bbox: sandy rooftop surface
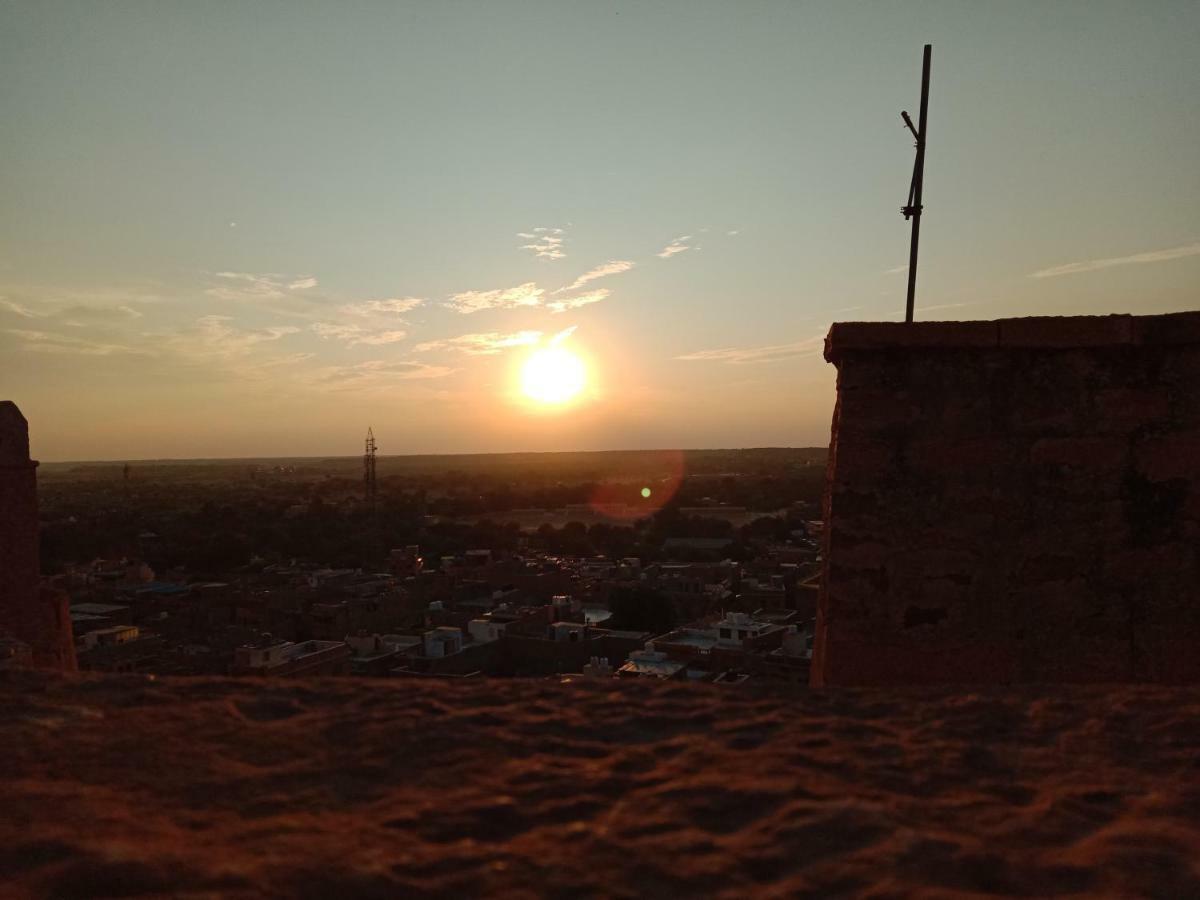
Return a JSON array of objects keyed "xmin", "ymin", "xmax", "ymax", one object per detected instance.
[{"xmin": 2, "ymin": 672, "xmax": 1199, "ymax": 898}]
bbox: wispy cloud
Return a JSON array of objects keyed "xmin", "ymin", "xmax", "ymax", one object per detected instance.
[
  {"xmin": 1031, "ymin": 242, "xmax": 1200, "ymax": 279},
  {"xmin": 341, "ymin": 297, "xmax": 425, "ymax": 316},
  {"xmin": 415, "ymin": 330, "xmax": 543, "ymax": 356},
  {"xmin": 518, "ymin": 227, "xmax": 566, "ymax": 260},
  {"xmin": 919, "ymin": 301, "xmax": 981, "ymax": 313},
  {"xmin": 446, "ymin": 282, "xmax": 544, "ymax": 314},
  {"xmin": 546, "ymin": 289, "xmax": 609, "ymax": 313},
  {"xmin": 310, "ymin": 322, "xmax": 408, "ymax": 346},
  {"xmin": 657, "ymin": 236, "xmax": 694, "ymax": 259},
  {"xmin": 727, "ymin": 229, "xmax": 741, "ymax": 237},
  {"xmin": 310, "ymin": 323, "xmax": 361, "ymax": 342},
  {"xmin": 206, "ymin": 271, "xmax": 320, "ymax": 301},
  {"xmin": 191, "ymin": 316, "xmax": 301, "ymax": 357},
  {"xmin": 555, "ymin": 260, "xmax": 634, "ymax": 294},
  {"xmin": 231, "ymin": 352, "xmax": 317, "ymax": 381},
  {"xmin": 207, "ymin": 272, "xmax": 287, "ymax": 301},
  {"xmin": 6, "ymin": 328, "xmax": 145, "ymax": 356},
  {"xmin": 885, "ymin": 264, "xmax": 909, "ymax": 275},
  {"xmin": 352, "ymin": 330, "xmax": 409, "ymax": 346},
  {"xmin": 549, "ymin": 325, "xmax": 577, "ymax": 345},
  {"xmin": 675, "ymin": 335, "xmax": 823, "ymax": 365},
  {"xmin": 58, "ymin": 304, "xmax": 144, "ymax": 325},
  {"xmin": 0, "ymin": 299, "xmax": 43, "ymax": 318},
  {"xmin": 318, "ymin": 359, "xmax": 456, "ymax": 391},
  {"xmin": 1, "ymin": 297, "xmax": 144, "ymax": 321}
]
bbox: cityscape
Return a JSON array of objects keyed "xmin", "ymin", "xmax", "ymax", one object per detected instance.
[{"xmin": 28, "ymin": 435, "xmax": 826, "ymax": 685}]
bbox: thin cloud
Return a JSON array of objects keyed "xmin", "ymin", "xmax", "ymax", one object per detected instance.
[
  {"xmin": 0, "ymin": 299, "xmax": 43, "ymax": 318},
  {"xmin": 446, "ymin": 282, "xmax": 544, "ymax": 314},
  {"xmin": 232, "ymin": 352, "xmax": 317, "ymax": 381},
  {"xmin": 310, "ymin": 322, "xmax": 407, "ymax": 347},
  {"xmin": 415, "ymin": 330, "xmax": 543, "ymax": 355},
  {"xmin": 518, "ymin": 227, "xmax": 566, "ymax": 261},
  {"xmin": 727, "ymin": 229, "xmax": 741, "ymax": 237},
  {"xmin": 885, "ymin": 264, "xmax": 909, "ymax": 275},
  {"xmin": 192, "ymin": 316, "xmax": 300, "ymax": 357},
  {"xmin": 208, "ymin": 272, "xmax": 286, "ymax": 301},
  {"xmin": 1, "ymin": 298, "xmax": 144, "ymax": 322},
  {"xmin": 352, "ymin": 330, "xmax": 408, "ymax": 346},
  {"xmin": 1031, "ymin": 242, "xmax": 1200, "ymax": 278},
  {"xmin": 675, "ymin": 335, "xmax": 823, "ymax": 365},
  {"xmin": 341, "ymin": 297, "xmax": 425, "ymax": 316},
  {"xmin": 546, "ymin": 289, "xmax": 609, "ymax": 313},
  {"xmin": 657, "ymin": 236, "xmax": 694, "ymax": 259},
  {"xmin": 318, "ymin": 359, "xmax": 456, "ymax": 391},
  {"xmin": 919, "ymin": 301, "xmax": 982, "ymax": 313},
  {"xmin": 555, "ymin": 260, "xmax": 634, "ymax": 294},
  {"xmin": 207, "ymin": 271, "xmax": 319, "ymax": 301},
  {"xmin": 549, "ymin": 325, "xmax": 577, "ymax": 346},
  {"xmin": 6, "ymin": 328, "xmax": 144, "ymax": 357},
  {"xmin": 58, "ymin": 304, "xmax": 144, "ymax": 323}
]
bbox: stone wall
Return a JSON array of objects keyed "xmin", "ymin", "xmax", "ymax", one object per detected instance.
[
  {"xmin": 0, "ymin": 401, "xmax": 76, "ymax": 670},
  {"xmin": 812, "ymin": 313, "xmax": 1200, "ymax": 685}
]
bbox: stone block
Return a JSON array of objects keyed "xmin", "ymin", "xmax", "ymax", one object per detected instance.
[
  {"xmin": 1030, "ymin": 437, "xmax": 1128, "ymax": 472},
  {"xmin": 1134, "ymin": 629, "xmax": 1200, "ymax": 682},
  {"xmin": 825, "ymin": 320, "xmax": 998, "ymax": 362},
  {"xmin": 817, "ymin": 637, "xmax": 1019, "ymax": 685},
  {"xmin": 1019, "ymin": 635, "xmax": 1132, "ymax": 683},
  {"xmin": 1133, "ymin": 311, "xmax": 1200, "ymax": 346},
  {"xmin": 998, "ymin": 315, "xmax": 1133, "ymax": 349},
  {"xmin": 1092, "ymin": 388, "xmax": 1171, "ymax": 432},
  {"xmin": 1133, "ymin": 431, "xmax": 1200, "ymax": 482}
]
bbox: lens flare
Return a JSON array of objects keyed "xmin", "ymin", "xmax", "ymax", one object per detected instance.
[
  {"xmin": 587, "ymin": 450, "xmax": 686, "ymax": 521},
  {"xmin": 520, "ymin": 346, "xmax": 586, "ymax": 405}
]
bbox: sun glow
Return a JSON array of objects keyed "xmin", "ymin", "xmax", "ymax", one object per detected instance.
[{"xmin": 520, "ymin": 346, "xmax": 587, "ymax": 405}]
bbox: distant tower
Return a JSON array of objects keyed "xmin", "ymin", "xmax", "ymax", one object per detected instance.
[
  {"xmin": 363, "ymin": 427, "xmax": 377, "ymax": 509},
  {"xmin": 0, "ymin": 401, "xmax": 76, "ymax": 670}
]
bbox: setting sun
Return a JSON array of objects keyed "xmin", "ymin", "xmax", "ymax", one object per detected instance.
[{"xmin": 520, "ymin": 346, "xmax": 587, "ymax": 405}]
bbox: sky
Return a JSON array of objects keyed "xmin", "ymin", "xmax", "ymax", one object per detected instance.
[{"xmin": 2, "ymin": 1, "xmax": 1198, "ymax": 462}]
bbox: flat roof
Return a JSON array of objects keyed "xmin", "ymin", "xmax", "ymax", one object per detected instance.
[{"xmin": 71, "ymin": 603, "xmax": 129, "ymax": 614}]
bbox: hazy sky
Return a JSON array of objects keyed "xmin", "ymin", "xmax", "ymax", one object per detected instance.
[{"xmin": 3, "ymin": 1, "xmax": 1198, "ymax": 461}]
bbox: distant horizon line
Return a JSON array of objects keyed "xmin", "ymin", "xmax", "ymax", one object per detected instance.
[{"xmin": 38, "ymin": 446, "xmax": 829, "ymax": 467}]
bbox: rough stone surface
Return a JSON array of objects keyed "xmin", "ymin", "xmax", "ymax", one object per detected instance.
[
  {"xmin": 814, "ymin": 313, "xmax": 1200, "ymax": 686},
  {"xmin": 3, "ymin": 672, "xmax": 1200, "ymax": 898},
  {"xmin": 0, "ymin": 402, "xmax": 75, "ymax": 671}
]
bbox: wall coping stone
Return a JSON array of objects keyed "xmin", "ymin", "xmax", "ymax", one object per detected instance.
[{"xmin": 825, "ymin": 311, "xmax": 1200, "ymax": 363}]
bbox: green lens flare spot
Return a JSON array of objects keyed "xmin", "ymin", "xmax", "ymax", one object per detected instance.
[{"xmin": 641, "ymin": 487, "xmax": 651, "ymax": 499}]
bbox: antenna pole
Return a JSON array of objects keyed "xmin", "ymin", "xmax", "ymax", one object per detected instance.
[
  {"xmin": 363, "ymin": 427, "xmax": 377, "ymax": 511},
  {"xmin": 902, "ymin": 44, "xmax": 931, "ymax": 323}
]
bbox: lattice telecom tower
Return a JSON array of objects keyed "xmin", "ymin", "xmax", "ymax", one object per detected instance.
[{"xmin": 363, "ymin": 427, "xmax": 377, "ymax": 508}]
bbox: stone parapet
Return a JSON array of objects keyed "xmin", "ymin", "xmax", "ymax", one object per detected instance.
[{"xmin": 813, "ymin": 311, "xmax": 1200, "ymax": 685}]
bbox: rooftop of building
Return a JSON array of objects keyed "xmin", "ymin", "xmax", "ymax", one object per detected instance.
[{"xmin": 2, "ymin": 671, "xmax": 1198, "ymax": 897}]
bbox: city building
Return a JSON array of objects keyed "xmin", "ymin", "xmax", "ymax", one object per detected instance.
[{"xmin": 231, "ymin": 636, "xmax": 351, "ymax": 676}]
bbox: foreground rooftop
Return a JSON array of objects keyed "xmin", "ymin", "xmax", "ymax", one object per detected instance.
[{"xmin": 3, "ymin": 672, "xmax": 1199, "ymax": 897}]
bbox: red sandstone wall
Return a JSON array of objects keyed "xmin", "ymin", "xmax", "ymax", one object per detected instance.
[{"xmin": 812, "ymin": 313, "xmax": 1200, "ymax": 685}]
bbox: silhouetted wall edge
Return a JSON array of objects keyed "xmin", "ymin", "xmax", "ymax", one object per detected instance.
[{"xmin": 0, "ymin": 400, "xmax": 77, "ymax": 671}]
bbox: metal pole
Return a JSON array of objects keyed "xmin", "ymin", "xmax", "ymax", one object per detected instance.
[{"xmin": 904, "ymin": 44, "xmax": 931, "ymax": 323}]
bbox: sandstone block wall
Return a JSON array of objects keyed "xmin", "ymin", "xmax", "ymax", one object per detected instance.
[{"xmin": 811, "ymin": 312, "xmax": 1200, "ymax": 685}]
